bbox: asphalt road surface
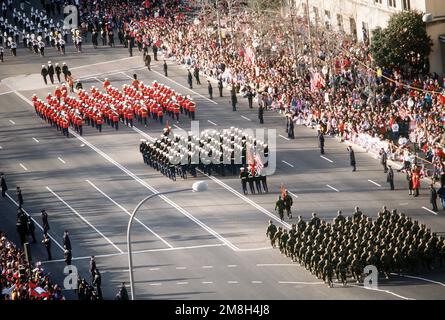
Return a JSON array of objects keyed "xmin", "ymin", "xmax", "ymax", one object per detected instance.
[{"xmin": 1, "ymin": 2, "xmax": 445, "ymax": 300}]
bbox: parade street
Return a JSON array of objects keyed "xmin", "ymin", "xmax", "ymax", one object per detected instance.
[{"xmin": 1, "ymin": 40, "xmax": 445, "ymax": 300}]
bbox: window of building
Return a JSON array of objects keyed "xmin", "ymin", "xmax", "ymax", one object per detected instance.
[
  {"xmin": 349, "ymin": 17, "xmax": 357, "ymax": 41},
  {"xmin": 337, "ymin": 14, "xmax": 344, "ymax": 32},
  {"xmin": 324, "ymin": 10, "xmax": 331, "ymax": 29},
  {"xmin": 362, "ymin": 22, "xmax": 369, "ymax": 45},
  {"xmin": 402, "ymin": 0, "xmax": 411, "ymax": 10},
  {"xmin": 388, "ymin": 0, "xmax": 396, "ymax": 8},
  {"xmin": 374, "ymin": 0, "xmax": 382, "ymax": 4},
  {"xmin": 313, "ymin": 6, "xmax": 319, "ymax": 25}
]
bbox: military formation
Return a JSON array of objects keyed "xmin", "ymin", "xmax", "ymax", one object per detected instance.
[
  {"xmin": 0, "ymin": 6, "xmax": 68, "ymax": 59},
  {"xmin": 266, "ymin": 206, "xmax": 445, "ymax": 287},
  {"xmin": 140, "ymin": 126, "xmax": 269, "ymax": 182}
]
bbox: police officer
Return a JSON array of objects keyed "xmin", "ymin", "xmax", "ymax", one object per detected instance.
[
  {"xmin": 193, "ymin": 65, "xmax": 201, "ymax": 85},
  {"xmin": 387, "ymin": 165, "xmax": 394, "ymax": 190},
  {"xmin": 208, "ymin": 80, "xmax": 213, "ymax": 99},
  {"xmin": 247, "ymin": 169, "xmax": 255, "ymax": 194},
  {"xmin": 41, "ymin": 209, "xmax": 50, "ymax": 233},
  {"xmin": 1, "ymin": 172, "xmax": 8, "ymax": 197},
  {"xmin": 347, "ymin": 146, "xmax": 356, "ymax": 171},
  {"xmin": 27, "ymin": 215, "xmax": 36, "ymax": 243},
  {"xmin": 318, "ymin": 132, "xmax": 325, "ymax": 154},
  {"xmin": 246, "ymin": 87, "xmax": 254, "ymax": 109},
  {"xmin": 42, "ymin": 233, "xmax": 52, "ymax": 260},
  {"xmin": 145, "ymin": 53, "xmax": 151, "ymax": 71},
  {"xmin": 16, "ymin": 186, "xmax": 24, "ymax": 208},
  {"xmin": 430, "ymin": 184, "xmax": 438, "ymax": 212},
  {"xmin": 258, "ymin": 103, "xmax": 264, "ymax": 124},
  {"xmin": 55, "ymin": 63, "xmax": 62, "ymax": 83},
  {"xmin": 187, "ymin": 69, "xmax": 193, "ymax": 89},
  {"xmin": 218, "ymin": 78, "xmax": 223, "ymax": 97},
  {"xmin": 379, "ymin": 148, "xmax": 388, "ymax": 173},
  {"xmin": 230, "ymin": 88, "xmax": 237, "ymax": 111},
  {"xmin": 163, "ymin": 60, "xmax": 168, "ymax": 77}
]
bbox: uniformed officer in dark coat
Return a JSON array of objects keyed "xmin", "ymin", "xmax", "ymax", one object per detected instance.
[
  {"xmin": 208, "ymin": 80, "xmax": 213, "ymax": 99},
  {"xmin": 430, "ymin": 184, "xmax": 438, "ymax": 212},
  {"xmin": 247, "ymin": 169, "xmax": 255, "ymax": 194},
  {"xmin": 193, "ymin": 66, "xmax": 201, "ymax": 85},
  {"xmin": 93, "ymin": 269, "xmax": 103, "ymax": 299},
  {"xmin": 55, "ymin": 63, "xmax": 62, "ymax": 83},
  {"xmin": 16, "ymin": 209, "xmax": 28, "ymax": 246},
  {"xmin": 239, "ymin": 167, "xmax": 248, "ymax": 194},
  {"xmin": 16, "ymin": 186, "xmax": 24, "ymax": 208},
  {"xmin": 387, "ymin": 165, "xmax": 394, "ymax": 190},
  {"xmin": 318, "ymin": 132, "xmax": 325, "ymax": 154},
  {"xmin": 258, "ymin": 104, "xmax": 264, "ymax": 124},
  {"xmin": 347, "ymin": 146, "xmax": 356, "ymax": 171},
  {"xmin": 1, "ymin": 172, "xmax": 7, "ymax": 197},
  {"xmin": 63, "ymin": 230, "xmax": 72, "ymax": 251},
  {"xmin": 41, "ymin": 64, "xmax": 48, "ymax": 85},
  {"xmin": 64, "ymin": 249, "xmax": 72, "ymax": 265},
  {"xmin": 47, "ymin": 61, "xmax": 55, "ymax": 84},
  {"xmin": 27, "ymin": 215, "xmax": 36, "ymax": 243},
  {"xmin": 187, "ymin": 70, "xmax": 193, "ymax": 89},
  {"xmin": 379, "ymin": 148, "xmax": 388, "ymax": 173},
  {"xmin": 152, "ymin": 44, "xmax": 158, "ymax": 61},
  {"xmin": 275, "ymin": 197, "xmax": 285, "ymax": 221},
  {"xmin": 266, "ymin": 220, "xmax": 277, "ymax": 247},
  {"xmin": 41, "ymin": 209, "xmax": 50, "ymax": 233},
  {"xmin": 42, "ymin": 233, "xmax": 52, "ymax": 260},
  {"xmin": 218, "ymin": 78, "xmax": 223, "ymax": 97},
  {"xmin": 284, "ymin": 191, "xmax": 293, "ymax": 218},
  {"xmin": 163, "ymin": 60, "xmax": 168, "ymax": 76},
  {"xmin": 246, "ymin": 87, "xmax": 254, "ymax": 108},
  {"xmin": 62, "ymin": 62, "xmax": 69, "ymax": 81},
  {"xmin": 230, "ymin": 88, "xmax": 237, "ymax": 111}
]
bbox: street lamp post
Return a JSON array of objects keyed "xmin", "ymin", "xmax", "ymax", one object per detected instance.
[{"xmin": 127, "ymin": 181, "xmax": 209, "ymax": 300}]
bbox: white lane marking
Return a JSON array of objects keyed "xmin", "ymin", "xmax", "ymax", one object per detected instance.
[
  {"xmin": 9, "ymin": 119, "xmax": 16, "ymax": 125},
  {"xmin": 5, "ymin": 193, "xmax": 65, "ymax": 252},
  {"xmin": 19, "ymin": 163, "xmax": 28, "ymax": 171},
  {"xmin": 0, "ymin": 90, "xmax": 14, "ymax": 96},
  {"xmin": 422, "ymin": 206, "xmax": 438, "ymax": 215},
  {"xmin": 279, "ymin": 134, "xmax": 290, "ymax": 141},
  {"xmin": 326, "ymin": 184, "xmax": 340, "ymax": 192},
  {"xmin": 202, "ymin": 266, "xmax": 213, "ymax": 269},
  {"xmin": 227, "ymin": 265, "xmax": 237, "ymax": 268},
  {"xmin": 70, "ymin": 56, "xmax": 137, "ymax": 70},
  {"xmin": 149, "ymin": 283, "xmax": 162, "ymax": 286},
  {"xmin": 120, "ymin": 72, "xmax": 134, "ymax": 80},
  {"xmin": 0, "ymin": 146, "xmax": 2, "ymax": 149},
  {"xmin": 288, "ymin": 191, "xmax": 298, "ymax": 199},
  {"xmin": 252, "ymin": 281, "xmax": 263, "ymax": 284},
  {"xmin": 399, "ymin": 202, "xmax": 408, "ymax": 206},
  {"xmin": 392, "ymin": 274, "xmax": 445, "ymax": 287},
  {"xmin": 149, "ymin": 268, "xmax": 160, "ymax": 271},
  {"xmin": 46, "ymin": 186, "xmax": 124, "ymax": 254},
  {"xmin": 207, "ymin": 120, "xmax": 217, "ymax": 126},
  {"xmin": 150, "ymin": 69, "xmax": 218, "ymax": 105},
  {"xmin": 86, "ymin": 179, "xmax": 174, "ymax": 249},
  {"xmin": 281, "ymin": 160, "xmax": 294, "ymax": 168},
  {"xmin": 58, "ymin": 157, "xmax": 66, "ymax": 164},
  {"xmin": 320, "ymin": 155, "xmax": 333, "ymax": 163},
  {"xmin": 349, "ymin": 284, "xmax": 414, "ymax": 300},
  {"xmin": 236, "ymin": 247, "xmax": 271, "ymax": 252},
  {"xmin": 32, "ymin": 137, "xmax": 40, "ymax": 143},
  {"xmin": 368, "ymin": 179, "xmax": 382, "ymax": 187},
  {"xmin": 199, "ymin": 170, "xmax": 291, "ymax": 230},
  {"xmin": 94, "ymin": 77, "xmax": 103, "ymax": 84},
  {"xmin": 228, "ymin": 281, "xmax": 239, "ymax": 284},
  {"xmin": 173, "ymin": 124, "xmax": 182, "ymax": 130},
  {"xmin": 202, "ymin": 281, "xmax": 213, "ymax": 284},
  {"xmin": 176, "ymin": 267, "xmax": 187, "ymax": 270},
  {"xmin": 176, "ymin": 282, "xmax": 189, "ymax": 285},
  {"xmin": 257, "ymin": 264, "xmax": 296, "ymax": 267},
  {"xmin": 241, "ymin": 115, "xmax": 251, "ymax": 121},
  {"xmin": 41, "ymin": 243, "xmax": 226, "ymax": 264},
  {"xmin": 278, "ymin": 281, "xmax": 324, "ymax": 285}
]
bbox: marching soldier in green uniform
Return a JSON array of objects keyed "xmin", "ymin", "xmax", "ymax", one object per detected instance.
[
  {"xmin": 266, "ymin": 220, "xmax": 277, "ymax": 248},
  {"xmin": 284, "ymin": 191, "xmax": 293, "ymax": 219},
  {"xmin": 272, "ymin": 227, "xmax": 283, "ymax": 249},
  {"xmin": 275, "ymin": 197, "xmax": 285, "ymax": 221},
  {"xmin": 280, "ymin": 229, "xmax": 289, "ymax": 255},
  {"xmin": 322, "ymin": 259, "xmax": 334, "ymax": 288}
]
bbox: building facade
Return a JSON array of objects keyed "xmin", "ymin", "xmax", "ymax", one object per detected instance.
[{"xmin": 282, "ymin": 0, "xmax": 445, "ymax": 75}]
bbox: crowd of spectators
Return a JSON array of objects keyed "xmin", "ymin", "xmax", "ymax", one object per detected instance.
[{"xmin": 0, "ymin": 231, "xmax": 64, "ymax": 300}]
